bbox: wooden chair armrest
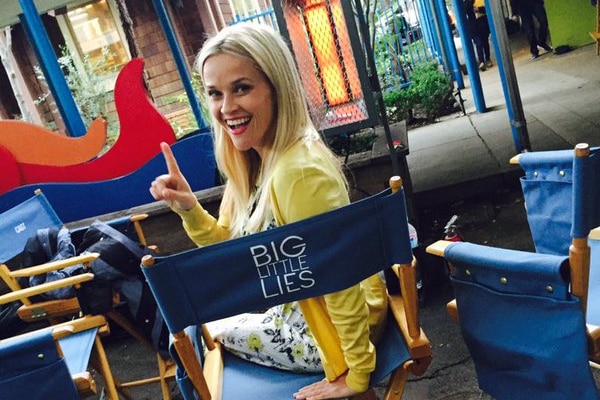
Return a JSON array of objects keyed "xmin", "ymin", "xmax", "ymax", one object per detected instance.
[
  {"xmin": 10, "ymin": 253, "xmax": 99, "ymax": 278},
  {"xmin": 18, "ymin": 296, "xmax": 81, "ymax": 321},
  {"xmin": 425, "ymin": 240, "xmax": 453, "ymax": 257},
  {"xmin": 0, "ymin": 273, "xmax": 94, "ymax": 305}
]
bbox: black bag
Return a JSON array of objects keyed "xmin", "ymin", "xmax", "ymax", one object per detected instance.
[
  {"xmin": 77, "ymin": 221, "xmax": 150, "ymax": 276},
  {"xmin": 77, "ymin": 221, "xmax": 169, "ymax": 354}
]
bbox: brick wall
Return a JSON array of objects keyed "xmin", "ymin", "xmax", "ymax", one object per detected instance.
[{"xmin": 124, "ymin": 0, "xmax": 208, "ymax": 123}]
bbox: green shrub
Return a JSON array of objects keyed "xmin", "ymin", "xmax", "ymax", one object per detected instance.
[
  {"xmin": 383, "ymin": 61, "xmax": 453, "ymax": 124},
  {"xmin": 383, "ymin": 87, "xmax": 414, "ymax": 124},
  {"xmin": 410, "ymin": 61, "xmax": 452, "ymax": 122}
]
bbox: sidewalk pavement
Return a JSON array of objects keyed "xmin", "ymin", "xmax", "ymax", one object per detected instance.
[{"xmin": 407, "ymin": 33, "xmax": 600, "ymax": 207}]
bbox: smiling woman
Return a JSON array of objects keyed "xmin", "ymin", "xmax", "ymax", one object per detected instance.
[{"xmin": 149, "ymin": 22, "xmax": 388, "ymax": 400}]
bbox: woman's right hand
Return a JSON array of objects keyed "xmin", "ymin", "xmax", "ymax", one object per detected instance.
[{"xmin": 149, "ymin": 142, "xmax": 198, "ymax": 213}]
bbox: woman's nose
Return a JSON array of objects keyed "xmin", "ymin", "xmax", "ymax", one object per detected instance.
[{"xmin": 220, "ymin": 94, "xmax": 238, "ymax": 114}]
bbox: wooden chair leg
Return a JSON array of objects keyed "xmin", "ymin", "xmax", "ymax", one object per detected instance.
[
  {"xmin": 382, "ymin": 367, "xmax": 409, "ymax": 400},
  {"xmin": 157, "ymin": 353, "xmax": 173, "ymax": 400},
  {"xmin": 92, "ymin": 335, "xmax": 122, "ymax": 400}
]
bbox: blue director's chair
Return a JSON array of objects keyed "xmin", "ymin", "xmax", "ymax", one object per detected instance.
[
  {"xmin": 141, "ymin": 176, "xmax": 432, "ymax": 400},
  {"xmin": 513, "ymin": 143, "xmax": 600, "ymax": 357},
  {"xmin": 425, "ymin": 143, "xmax": 600, "ymax": 399}
]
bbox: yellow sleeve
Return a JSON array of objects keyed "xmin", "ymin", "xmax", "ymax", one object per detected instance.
[
  {"xmin": 178, "ymin": 203, "xmax": 231, "ymax": 246},
  {"xmin": 270, "ymin": 144, "xmax": 374, "ymax": 392},
  {"xmin": 324, "ymin": 286, "xmax": 375, "ymax": 393}
]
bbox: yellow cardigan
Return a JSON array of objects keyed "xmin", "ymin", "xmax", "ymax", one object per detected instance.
[{"xmin": 177, "ymin": 140, "xmax": 387, "ymax": 392}]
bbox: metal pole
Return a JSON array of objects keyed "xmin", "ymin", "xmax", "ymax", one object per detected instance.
[
  {"xmin": 451, "ymin": 0, "xmax": 486, "ymax": 112},
  {"xmin": 19, "ymin": 0, "xmax": 86, "ymax": 137},
  {"xmin": 434, "ymin": 0, "xmax": 464, "ymax": 88},
  {"xmin": 485, "ymin": 0, "xmax": 531, "ymax": 152},
  {"xmin": 152, "ymin": 0, "xmax": 208, "ymax": 131},
  {"xmin": 426, "ymin": 0, "xmax": 450, "ymax": 71}
]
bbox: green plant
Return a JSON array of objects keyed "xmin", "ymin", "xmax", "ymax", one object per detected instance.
[
  {"xmin": 383, "ymin": 87, "xmax": 414, "ymax": 124},
  {"xmin": 409, "ymin": 61, "xmax": 452, "ymax": 122},
  {"xmin": 327, "ymin": 131, "xmax": 376, "ymax": 159},
  {"xmin": 162, "ymin": 71, "xmax": 210, "ymax": 138},
  {"xmin": 34, "ymin": 46, "xmax": 119, "ymax": 141}
]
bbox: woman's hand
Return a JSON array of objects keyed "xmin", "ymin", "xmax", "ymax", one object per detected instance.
[
  {"xmin": 149, "ymin": 142, "xmax": 198, "ymax": 213},
  {"xmin": 293, "ymin": 373, "xmax": 359, "ymax": 400}
]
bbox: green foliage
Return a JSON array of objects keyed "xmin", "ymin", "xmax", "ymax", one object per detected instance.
[
  {"xmin": 327, "ymin": 131, "xmax": 377, "ymax": 159},
  {"xmin": 409, "ymin": 61, "xmax": 452, "ymax": 122},
  {"xmin": 162, "ymin": 71, "xmax": 210, "ymax": 138},
  {"xmin": 383, "ymin": 87, "xmax": 414, "ymax": 124},
  {"xmin": 383, "ymin": 61, "xmax": 453, "ymax": 124},
  {"xmin": 34, "ymin": 46, "xmax": 119, "ymax": 140}
]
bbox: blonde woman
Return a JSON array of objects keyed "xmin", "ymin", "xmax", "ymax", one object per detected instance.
[{"xmin": 150, "ymin": 23, "xmax": 386, "ymax": 400}]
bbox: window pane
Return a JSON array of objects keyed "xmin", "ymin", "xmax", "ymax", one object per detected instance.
[{"xmin": 67, "ymin": 0, "xmax": 128, "ymax": 76}]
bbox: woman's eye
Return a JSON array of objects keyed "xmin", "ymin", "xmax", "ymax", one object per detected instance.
[
  {"xmin": 207, "ymin": 89, "xmax": 221, "ymax": 98},
  {"xmin": 234, "ymin": 83, "xmax": 251, "ymax": 94}
]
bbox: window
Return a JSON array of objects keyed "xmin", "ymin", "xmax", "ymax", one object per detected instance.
[{"xmin": 57, "ymin": 0, "xmax": 130, "ymax": 89}]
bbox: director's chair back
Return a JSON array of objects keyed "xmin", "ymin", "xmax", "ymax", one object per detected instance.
[
  {"xmin": 0, "ymin": 189, "xmax": 62, "ymax": 271},
  {"xmin": 514, "ymin": 143, "xmax": 600, "ymax": 329},
  {"xmin": 141, "ymin": 176, "xmax": 432, "ymax": 400},
  {"xmin": 426, "ymin": 241, "xmax": 599, "ymax": 400}
]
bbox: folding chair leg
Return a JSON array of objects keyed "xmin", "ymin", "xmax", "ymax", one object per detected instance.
[
  {"xmin": 382, "ymin": 367, "xmax": 409, "ymax": 400},
  {"xmin": 92, "ymin": 335, "xmax": 121, "ymax": 400},
  {"xmin": 157, "ymin": 353, "xmax": 173, "ymax": 400}
]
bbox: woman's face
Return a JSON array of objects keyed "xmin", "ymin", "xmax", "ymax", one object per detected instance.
[{"xmin": 203, "ymin": 53, "xmax": 276, "ymax": 159}]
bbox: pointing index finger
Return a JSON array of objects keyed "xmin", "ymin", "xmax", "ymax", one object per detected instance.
[{"xmin": 160, "ymin": 142, "xmax": 181, "ymax": 175}]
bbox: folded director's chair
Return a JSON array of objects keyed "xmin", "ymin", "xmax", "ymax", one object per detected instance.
[
  {"xmin": 141, "ymin": 176, "xmax": 432, "ymax": 400},
  {"xmin": 513, "ymin": 143, "xmax": 600, "ymax": 358},
  {"xmin": 0, "ymin": 190, "xmax": 176, "ymax": 399}
]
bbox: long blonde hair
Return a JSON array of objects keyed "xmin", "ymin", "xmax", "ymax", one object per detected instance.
[{"xmin": 195, "ymin": 23, "xmax": 346, "ymax": 237}]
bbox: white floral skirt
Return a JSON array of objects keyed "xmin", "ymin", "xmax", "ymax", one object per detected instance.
[{"xmin": 206, "ymin": 302, "xmax": 322, "ymax": 372}]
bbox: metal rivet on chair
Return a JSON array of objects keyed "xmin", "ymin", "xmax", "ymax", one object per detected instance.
[
  {"xmin": 500, "ymin": 277, "xmax": 507, "ymax": 284},
  {"xmin": 546, "ymin": 285, "xmax": 554, "ymax": 293},
  {"xmin": 533, "ymin": 171, "xmax": 538, "ymax": 177},
  {"xmin": 559, "ymin": 170, "xmax": 566, "ymax": 177},
  {"xmin": 37, "ymin": 353, "xmax": 45, "ymax": 359},
  {"xmin": 465, "ymin": 269, "xmax": 471, "ymax": 276}
]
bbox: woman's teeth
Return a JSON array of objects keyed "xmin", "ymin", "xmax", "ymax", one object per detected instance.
[{"xmin": 227, "ymin": 117, "xmax": 250, "ymax": 129}]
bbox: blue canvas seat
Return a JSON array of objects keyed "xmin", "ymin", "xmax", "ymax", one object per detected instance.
[{"xmin": 141, "ymin": 176, "xmax": 432, "ymax": 400}]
